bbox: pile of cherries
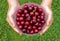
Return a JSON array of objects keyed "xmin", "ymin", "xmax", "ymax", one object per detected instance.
[{"xmin": 16, "ymin": 4, "xmax": 45, "ymax": 34}]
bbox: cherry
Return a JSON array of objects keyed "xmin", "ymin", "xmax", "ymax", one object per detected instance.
[
  {"xmin": 22, "ymin": 29, "xmax": 26, "ymax": 33},
  {"xmin": 34, "ymin": 6, "xmax": 38, "ymax": 10},
  {"xmin": 29, "ymin": 7, "xmax": 33, "ymax": 11},
  {"xmin": 18, "ymin": 9, "xmax": 22, "ymax": 13},
  {"xmin": 30, "ymin": 4, "xmax": 34, "ymax": 8},
  {"xmin": 19, "ymin": 17, "xmax": 23, "ymax": 21},
  {"xmin": 23, "ymin": 5, "xmax": 28, "ymax": 9},
  {"xmin": 19, "ymin": 25, "xmax": 22, "ymax": 29},
  {"xmin": 16, "ymin": 17, "xmax": 20, "ymax": 21},
  {"xmin": 16, "ymin": 13, "xmax": 20, "ymax": 17},
  {"xmin": 38, "ymin": 27, "xmax": 42, "ymax": 31},
  {"xmin": 41, "ymin": 15, "xmax": 44, "ymax": 19},
  {"xmin": 21, "ymin": 21, "xmax": 25, "ymax": 25},
  {"xmin": 16, "ymin": 22, "xmax": 20, "ymax": 26},
  {"xmin": 30, "ymin": 12, "xmax": 34, "ymax": 16},
  {"xmin": 30, "ymin": 30, "xmax": 34, "ymax": 34},
  {"xmin": 38, "ymin": 8, "xmax": 43, "ymax": 13},
  {"xmin": 35, "ymin": 12, "xmax": 39, "ymax": 16},
  {"xmin": 33, "ymin": 26, "xmax": 36, "ymax": 29},
  {"xmin": 34, "ymin": 29, "xmax": 38, "ymax": 33},
  {"xmin": 24, "ymin": 10, "xmax": 28, "ymax": 14},
  {"xmin": 25, "ymin": 21, "xmax": 29, "ymax": 25},
  {"xmin": 28, "ymin": 26, "xmax": 32, "ymax": 30}
]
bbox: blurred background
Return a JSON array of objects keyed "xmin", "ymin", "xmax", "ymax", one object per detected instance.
[{"xmin": 0, "ymin": 0, "xmax": 60, "ymax": 41}]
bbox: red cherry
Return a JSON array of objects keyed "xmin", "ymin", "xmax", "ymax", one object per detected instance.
[
  {"xmin": 38, "ymin": 8, "xmax": 43, "ymax": 13},
  {"xmin": 16, "ymin": 17, "xmax": 20, "ymax": 21},
  {"xmin": 34, "ymin": 29, "xmax": 38, "ymax": 33},
  {"xmin": 30, "ymin": 12, "xmax": 34, "ymax": 16},
  {"xmin": 25, "ymin": 14, "xmax": 29, "ymax": 17},
  {"xmin": 39, "ymin": 23, "xmax": 42, "ymax": 26},
  {"xmin": 32, "ymin": 19, "xmax": 36, "ymax": 23},
  {"xmin": 24, "ymin": 25, "xmax": 27, "ymax": 28},
  {"xmin": 35, "ymin": 12, "xmax": 39, "ymax": 16},
  {"xmin": 21, "ymin": 21, "xmax": 25, "ymax": 25},
  {"xmin": 30, "ymin": 4, "xmax": 34, "ymax": 8},
  {"xmin": 16, "ymin": 22, "xmax": 20, "ymax": 26},
  {"xmin": 27, "ymin": 30, "xmax": 30, "ymax": 34},
  {"xmin": 19, "ymin": 17, "xmax": 23, "ymax": 21},
  {"xmin": 38, "ymin": 27, "xmax": 42, "ymax": 30},
  {"xmin": 18, "ymin": 9, "xmax": 22, "ymax": 13},
  {"xmin": 25, "ymin": 21, "xmax": 29, "ymax": 25},
  {"xmin": 41, "ymin": 13, "xmax": 45, "ymax": 16},
  {"xmin": 22, "ymin": 29, "xmax": 26, "ymax": 33},
  {"xmin": 34, "ymin": 6, "xmax": 38, "ymax": 10},
  {"xmin": 37, "ymin": 18, "xmax": 40, "ymax": 22},
  {"xmin": 32, "ymin": 16, "xmax": 36, "ymax": 20},
  {"xmin": 29, "ymin": 7, "xmax": 33, "ymax": 11},
  {"xmin": 21, "ymin": 14, "xmax": 24, "ymax": 17},
  {"xmin": 38, "ymin": 16, "xmax": 40, "ymax": 19},
  {"xmin": 35, "ymin": 22, "xmax": 39, "ymax": 26},
  {"xmin": 30, "ymin": 30, "xmax": 34, "ymax": 34},
  {"xmin": 33, "ymin": 26, "xmax": 36, "ymax": 29},
  {"xmin": 24, "ymin": 10, "xmax": 28, "ymax": 14},
  {"xmin": 26, "ymin": 17, "xmax": 31, "ymax": 21},
  {"xmin": 19, "ymin": 25, "xmax": 22, "ymax": 29},
  {"xmin": 23, "ymin": 5, "xmax": 28, "ymax": 9},
  {"xmin": 41, "ymin": 20, "xmax": 45, "ymax": 24},
  {"xmin": 16, "ymin": 13, "xmax": 20, "ymax": 17},
  {"xmin": 41, "ymin": 16, "xmax": 44, "ymax": 19},
  {"xmin": 28, "ymin": 26, "xmax": 32, "ymax": 30}
]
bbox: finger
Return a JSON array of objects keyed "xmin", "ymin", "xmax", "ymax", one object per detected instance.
[
  {"xmin": 41, "ymin": 0, "xmax": 52, "ymax": 7},
  {"xmin": 6, "ymin": 17, "xmax": 23, "ymax": 35},
  {"xmin": 7, "ymin": 0, "xmax": 20, "ymax": 8}
]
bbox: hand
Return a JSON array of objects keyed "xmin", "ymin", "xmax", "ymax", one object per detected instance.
[
  {"xmin": 6, "ymin": 0, "xmax": 23, "ymax": 35},
  {"xmin": 6, "ymin": 0, "xmax": 53, "ymax": 35},
  {"xmin": 39, "ymin": 0, "xmax": 53, "ymax": 35}
]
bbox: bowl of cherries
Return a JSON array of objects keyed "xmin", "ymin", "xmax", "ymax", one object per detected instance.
[{"xmin": 16, "ymin": 3, "xmax": 46, "ymax": 35}]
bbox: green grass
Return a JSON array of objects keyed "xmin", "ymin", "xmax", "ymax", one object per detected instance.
[{"xmin": 0, "ymin": 0, "xmax": 60, "ymax": 41}]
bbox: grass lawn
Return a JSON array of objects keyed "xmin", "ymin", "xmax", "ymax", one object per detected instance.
[{"xmin": 0, "ymin": 0, "xmax": 60, "ymax": 41}]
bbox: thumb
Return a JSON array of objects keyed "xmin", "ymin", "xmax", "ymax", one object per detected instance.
[{"xmin": 41, "ymin": 0, "xmax": 52, "ymax": 7}]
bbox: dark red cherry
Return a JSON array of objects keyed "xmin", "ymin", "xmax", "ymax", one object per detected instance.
[
  {"xmin": 33, "ymin": 26, "xmax": 36, "ymax": 29},
  {"xmin": 22, "ymin": 29, "xmax": 26, "ymax": 33},
  {"xmin": 38, "ymin": 8, "xmax": 43, "ymax": 13},
  {"xmin": 34, "ymin": 29, "xmax": 38, "ymax": 33},
  {"xmin": 30, "ymin": 30, "xmax": 34, "ymax": 34},
  {"xmin": 16, "ymin": 17, "xmax": 20, "ymax": 21},
  {"xmin": 23, "ymin": 5, "xmax": 28, "ymax": 9},
  {"xmin": 40, "ymin": 15, "xmax": 44, "ymax": 19},
  {"xmin": 21, "ymin": 21, "xmax": 25, "ymax": 25},
  {"xmin": 24, "ymin": 10, "xmax": 28, "ymax": 14},
  {"xmin": 19, "ymin": 25, "xmax": 22, "ymax": 29},
  {"xmin": 35, "ymin": 12, "xmax": 39, "ymax": 16},
  {"xmin": 34, "ymin": 6, "xmax": 38, "ymax": 10},
  {"xmin": 25, "ymin": 21, "xmax": 29, "ymax": 25},
  {"xmin": 16, "ymin": 22, "xmax": 20, "ymax": 26},
  {"xmin": 16, "ymin": 13, "xmax": 20, "ymax": 17},
  {"xmin": 19, "ymin": 17, "xmax": 23, "ymax": 21},
  {"xmin": 38, "ymin": 27, "xmax": 42, "ymax": 31},
  {"xmin": 28, "ymin": 26, "xmax": 32, "ymax": 30},
  {"xmin": 29, "ymin": 7, "xmax": 33, "ymax": 11},
  {"xmin": 30, "ymin": 4, "xmax": 34, "ymax": 8},
  {"xmin": 18, "ymin": 9, "xmax": 22, "ymax": 13}
]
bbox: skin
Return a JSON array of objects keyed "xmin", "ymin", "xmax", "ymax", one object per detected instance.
[{"xmin": 6, "ymin": 0, "xmax": 53, "ymax": 35}]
